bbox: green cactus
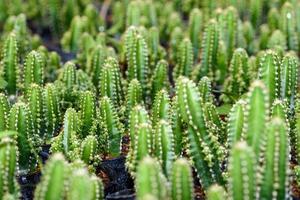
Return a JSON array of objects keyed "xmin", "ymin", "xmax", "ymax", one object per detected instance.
[
  {"xmin": 152, "ymin": 120, "xmax": 174, "ymax": 176},
  {"xmin": 175, "ymin": 76, "xmax": 224, "ymax": 188},
  {"xmin": 1, "ymin": 33, "xmax": 19, "ymax": 95},
  {"xmin": 173, "ymin": 38, "xmax": 193, "ymax": 78},
  {"xmin": 9, "ymin": 102, "xmax": 39, "ymax": 172},
  {"xmin": 249, "ymin": 0, "xmax": 262, "ymax": 27},
  {"xmin": 34, "ymin": 153, "xmax": 69, "ymax": 200},
  {"xmin": 99, "ymin": 57, "xmax": 124, "ymax": 107},
  {"xmin": 43, "ymin": 83, "xmax": 60, "ymax": 140},
  {"xmin": 188, "ymin": 8, "xmax": 202, "ymax": 60},
  {"xmin": 280, "ymin": 52, "xmax": 298, "ymax": 107},
  {"xmin": 194, "ymin": 19, "xmax": 219, "ymax": 81},
  {"xmin": 171, "ymin": 158, "xmax": 194, "ymax": 200},
  {"xmin": 259, "ymin": 50, "xmax": 281, "ymax": 106},
  {"xmin": 80, "ymin": 135, "xmax": 98, "ymax": 165},
  {"xmin": 126, "ymin": 79, "xmax": 143, "ymax": 116},
  {"xmin": 0, "ymin": 133, "xmax": 19, "ymax": 199},
  {"xmin": 79, "ymin": 91, "xmax": 95, "ymax": 138},
  {"xmin": 207, "ymin": 184, "xmax": 226, "ymax": 200},
  {"xmin": 126, "ymin": 1, "xmax": 140, "ymax": 27},
  {"xmin": 125, "ymin": 26, "xmax": 149, "ymax": 92},
  {"xmin": 244, "ymin": 80, "xmax": 268, "ymax": 157},
  {"xmin": 98, "ymin": 96, "xmax": 123, "ymax": 157},
  {"xmin": 228, "ymin": 141, "xmax": 257, "ymax": 200},
  {"xmin": 0, "ymin": 93, "xmax": 10, "ymax": 132},
  {"xmin": 151, "ymin": 89, "xmax": 170, "ymax": 128},
  {"xmin": 198, "ymin": 76, "xmax": 214, "ymax": 103},
  {"xmin": 223, "ymin": 48, "xmax": 249, "ymax": 101},
  {"xmin": 258, "ymin": 118, "xmax": 290, "ymax": 200},
  {"xmin": 135, "ymin": 156, "xmax": 169, "ymax": 200},
  {"xmin": 23, "ymin": 50, "xmax": 44, "ymax": 89},
  {"xmin": 150, "ymin": 60, "xmax": 169, "ymax": 98}
]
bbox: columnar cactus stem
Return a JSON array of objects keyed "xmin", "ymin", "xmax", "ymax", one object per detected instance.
[
  {"xmin": 198, "ymin": 76, "xmax": 213, "ymax": 103},
  {"xmin": 126, "ymin": 79, "xmax": 143, "ymax": 116},
  {"xmin": 0, "ymin": 93, "xmax": 10, "ymax": 131},
  {"xmin": 176, "ymin": 76, "xmax": 224, "ymax": 188},
  {"xmin": 152, "ymin": 120, "xmax": 174, "ymax": 176},
  {"xmin": 126, "ymin": 122, "xmax": 152, "ymax": 174},
  {"xmin": 244, "ymin": 80, "xmax": 268, "ymax": 157},
  {"xmin": 99, "ymin": 57, "xmax": 124, "ymax": 107},
  {"xmin": 0, "ymin": 133, "xmax": 19, "ymax": 199},
  {"xmin": 80, "ymin": 135, "xmax": 98, "ymax": 165},
  {"xmin": 9, "ymin": 102, "xmax": 39, "ymax": 172},
  {"xmin": 173, "ymin": 38, "xmax": 193, "ymax": 78},
  {"xmin": 280, "ymin": 52, "xmax": 298, "ymax": 107},
  {"xmin": 62, "ymin": 108, "xmax": 79, "ymax": 155},
  {"xmin": 98, "ymin": 96, "xmax": 123, "ymax": 157},
  {"xmin": 227, "ymin": 100, "xmax": 246, "ymax": 150},
  {"xmin": 258, "ymin": 50, "xmax": 281, "ymax": 105},
  {"xmin": 135, "ymin": 156, "xmax": 169, "ymax": 199},
  {"xmin": 43, "ymin": 83, "xmax": 60, "ymax": 140},
  {"xmin": 125, "ymin": 26, "xmax": 149, "ymax": 90},
  {"xmin": 151, "ymin": 89, "xmax": 170, "ymax": 128},
  {"xmin": 62, "ymin": 61, "xmax": 76, "ymax": 92},
  {"xmin": 250, "ymin": 0, "xmax": 262, "ymax": 27},
  {"xmin": 258, "ymin": 118, "xmax": 290, "ymax": 200},
  {"xmin": 171, "ymin": 158, "xmax": 194, "ymax": 200},
  {"xmin": 223, "ymin": 48, "xmax": 249, "ymax": 101},
  {"xmin": 194, "ymin": 19, "xmax": 219, "ymax": 81},
  {"xmin": 207, "ymin": 184, "xmax": 226, "ymax": 200},
  {"xmin": 87, "ymin": 45, "xmax": 107, "ymax": 88},
  {"xmin": 79, "ymin": 91, "xmax": 95, "ymax": 138},
  {"xmin": 23, "ymin": 50, "xmax": 44, "ymax": 89},
  {"xmin": 151, "ymin": 60, "xmax": 169, "ymax": 98},
  {"xmin": 34, "ymin": 153, "xmax": 69, "ymax": 200},
  {"xmin": 188, "ymin": 8, "xmax": 202, "ymax": 60},
  {"xmin": 1, "ymin": 33, "xmax": 19, "ymax": 95},
  {"xmin": 228, "ymin": 141, "xmax": 257, "ymax": 200},
  {"xmin": 126, "ymin": 1, "xmax": 140, "ymax": 27}
]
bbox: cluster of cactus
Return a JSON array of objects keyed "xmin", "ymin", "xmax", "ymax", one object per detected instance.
[{"xmin": 0, "ymin": 0, "xmax": 300, "ymax": 199}]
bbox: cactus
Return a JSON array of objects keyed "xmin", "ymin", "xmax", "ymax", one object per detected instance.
[
  {"xmin": 34, "ymin": 153, "xmax": 69, "ymax": 200},
  {"xmin": 244, "ymin": 80, "xmax": 268, "ymax": 157},
  {"xmin": 249, "ymin": 0, "xmax": 262, "ymax": 27},
  {"xmin": 188, "ymin": 8, "xmax": 202, "ymax": 60},
  {"xmin": 135, "ymin": 156, "xmax": 169, "ymax": 199},
  {"xmin": 258, "ymin": 118, "xmax": 290, "ymax": 200},
  {"xmin": 259, "ymin": 50, "xmax": 281, "ymax": 106},
  {"xmin": 173, "ymin": 38, "xmax": 193, "ymax": 78},
  {"xmin": 280, "ymin": 52, "xmax": 298, "ymax": 107},
  {"xmin": 171, "ymin": 158, "xmax": 194, "ymax": 200},
  {"xmin": 152, "ymin": 120, "xmax": 174, "ymax": 176},
  {"xmin": 125, "ymin": 26, "xmax": 149, "ymax": 91},
  {"xmin": 126, "ymin": 122, "xmax": 152, "ymax": 174},
  {"xmin": 9, "ymin": 102, "xmax": 39, "ymax": 172},
  {"xmin": 207, "ymin": 184, "xmax": 226, "ymax": 200},
  {"xmin": 175, "ymin": 76, "xmax": 224, "ymax": 188},
  {"xmin": 43, "ymin": 83, "xmax": 60, "ymax": 140},
  {"xmin": 194, "ymin": 19, "xmax": 219, "ymax": 81},
  {"xmin": 223, "ymin": 48, "xmax": 249, "ymax": 101},
  {"xmin": 126, "ymin": 79, "xmax": 143, "ymax": 116},
  {"xmin": 0, "ymin": 133, "xmax": 19, "ymax": 199},
  {"xmin": 80, "ymin": 135, "xmax": 98, "ymax": 165},
  {"xmin": 198, "ymin": 76, "xmax": 214, "ymax": 103},
  {"xmin": 227, "ymin": 100, "xmax": 246, "ymax": 150},
  {"xmin": 0, "ymin": 93, "xmax": 10, "ymax": 132},
  {"xmin": 1, "ymin": 33, "xmax": 19, "ymax": 95},
  {"xmin": 23, "ymin": 50, "xmax": 44, "ymax": 89},
  {"xmin": 99, "ymin": 57, "xmax": 124, "ymax": 107},
  {"xmin": 228, "ymin": 141, "xmax": 257, "ymax": 200},
  {"xmin": 126, "ymin": 1, "xmax": 140, "ymax": 27},
  {"xmin": 151, "ymin": 89, "xmax": 171, "ymax": 128},
  {"xmin": 151, "ymin": 60, "xmax": 169, "ymax": 98},
  {"xmin": 79, "ymin": 91, "xmax": 95, "ymax": 138},
  {"xmin": 98, "ymin": 96, "xmax": 123, "ymax": 157}
]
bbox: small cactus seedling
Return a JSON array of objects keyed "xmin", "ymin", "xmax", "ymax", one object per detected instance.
[{"xmin": 171, "ymin": 158, "xmax": 194, "ymax": 200}]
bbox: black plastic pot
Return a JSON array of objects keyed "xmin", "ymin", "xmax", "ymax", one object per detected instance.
[{"xmin": 105, "ymin": 189, "xmax": 135, "ymax": 200}]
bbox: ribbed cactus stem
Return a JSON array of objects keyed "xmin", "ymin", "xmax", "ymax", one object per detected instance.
[
  {"xmin": 151, "ymin": 89, "xmax": 170, "ymax": 128},
  {"xmin": 23, "ymin": 50, "xmax": 44, "ymax": 89},
  {"xmin": 62, "ymin": 108, "xmax": 79, "ymax": 154},
  {"xmin": 228, "ymin": 141, "xmax": 257, "ymax": 200},
  {"xmin": 258, "ymin": 118, "xmax": 290, "ymax": 200},
  {"xmin": 0, "ymin": 93, "xmax": 10, "ymax": 131},
  {"xmin": 173, "ymin": 38, "xmax": 193, "ymax": 78},
  {"xmin": 151, "ymin": 60, "xmax": 169, "ymax": 98},
  {"xmin": 135, "ymin": 156, "xmax": 169, "ymax": 200},
  {"xmin": 207, "ymin": 184, "xmax": 226, "ymax": 200},
  {"xmin": 99, "ymin": 57, "xmax": 124, "ymax": 107},
  {"xmin": 171, "ymin": 158, "xmax": 194, "ymax": 200},
  {"xmin": 1, "ymin": 33, "xmax": 19, "ymax": 95},
  {"xmin": 79, "ymin": 91, "xmax": 95, "ymax": 138},
  {"xmin": 198, "ymin": 76, "xmax": 213, "ymax": 103},
  {"xmin": 98, "ymin": 96, "xmax": 122, "ymax": 157},
  {"xmin": 80, "ymin": 135, "xmax": 98, "ymax": 165},
  {"xmin": 87, "ymin": 45, "xmax": 106, "ymax": 88},
  {"xmin": 34, "ymin": 153, "xmax": 69, "ymax": 200},
  {"xmin": 126, "ymin": 79, "xmax": 143, "ymax": 116},
  {"xmin": 188, "ymin": 8, "xmax": 202, "ymax": 60},
  {"xmin": 0, "ymin": 133, "xmax": 18, "ymax": 198}
]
